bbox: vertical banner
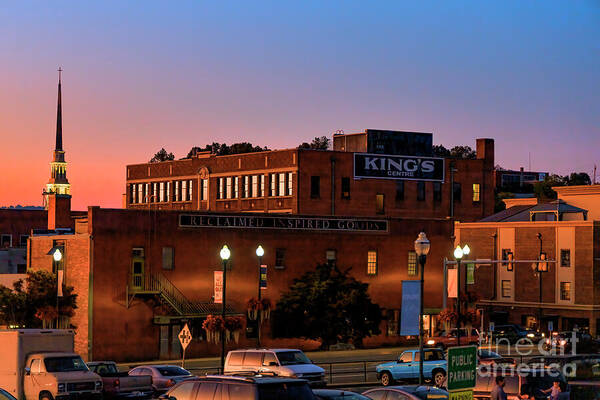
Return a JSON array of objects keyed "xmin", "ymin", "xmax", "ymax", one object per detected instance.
[
  {"xmin": 400, "ymin": 280, "xmax": 421, "ymax": 336},
  {"xmin": 466, "ymin": 264, "xmax": 474, "ymax": 285},
  {"xmin": 57, "ymin": 269, "xmax": 64, "ymax": 297},
  {"xmin": 447, "ymin": 268, "xmax": 457, "ymax": 298},
  {"xmin": 214, "ymin": 271, "xmax": 223, "ymax": 304},
  {"xmin": 260, "ymin": 265, "xmax": 267, "ymax": 289}
]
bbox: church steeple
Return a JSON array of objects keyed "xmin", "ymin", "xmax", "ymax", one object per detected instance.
[{"xmin": 44, "ymin": 68, "xmax": 71, "ymax": 207}]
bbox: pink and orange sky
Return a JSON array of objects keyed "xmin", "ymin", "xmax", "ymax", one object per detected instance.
[{"xmin": 2, "ymin": 1, "xmax": 599, "ymax": 210}]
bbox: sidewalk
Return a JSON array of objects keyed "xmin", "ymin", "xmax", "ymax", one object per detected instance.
[{"xmin": 118, "ymin": 345, "xmax": 408, "ymax": 370}]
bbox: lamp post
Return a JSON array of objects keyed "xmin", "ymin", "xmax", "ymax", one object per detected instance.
[
  {"xmin": 535, "ymin": 233, "xmax": 547, "ymax": 332},
  {"xmin": 219, "ymin": 245, "xmax": 231, "ymax": 371},
  {"xmin": 53, "ymin": 249, "xmax": 63, "ymax": 329},
  {"xmin": 255, "ymin": 245, "xmax": 265, "ymax": 348},
  {"xmin": 453, "ymin": 244, "xmax": 470, "ymax": 346},
  {"xmin": 414, "ymin": 232, "xmax": 430, "ymax": 385}
]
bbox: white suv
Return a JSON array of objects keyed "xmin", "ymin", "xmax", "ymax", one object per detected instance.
[{"xmin": 224, "ymin": 349, "xmax": 326, "ymax": 387}]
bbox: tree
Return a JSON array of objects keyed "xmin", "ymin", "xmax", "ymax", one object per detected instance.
[
  {"xmin": 298, "ymin": 136, "xmax": 330, "ymax": 150},
  {"xmin": 432, "ymin": 145, "xmax": 450, "ymax": 157},
  {"xmin": 0, "ymin": 270, "xmax": 77, "ymax": 328},
  {"xmin": 272, "ymin": 263, "xmax": 381, "ymax": 348},
  {"xmin": 185, "ymin": 142, "xmax": 269, "ymax": 158},
  {"xmin": 534, "ymin": 174, "xmax": 566, "ymax": 200},
  {"xmin": 432, "ymin": 145, "xmax": 476, "ymax": 159},
  {"xmin": 566, "ymin": 172, "xmax": 591, "ymax": 186},
  {"xmin": 149, "ymin": 148, "xmax": 175, "ymax": 163}
]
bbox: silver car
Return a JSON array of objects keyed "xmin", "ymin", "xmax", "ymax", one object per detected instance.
[{"xmin": 128, "ymin": 365, "xmax": 194, "ymax": 393}]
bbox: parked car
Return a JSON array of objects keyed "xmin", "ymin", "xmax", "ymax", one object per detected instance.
[
  {"xmin": 426, "ymin": 328, "xmax": 481, "ymax": 350},
  {"xmin": 128, "ymin": 365, "xmax": 194, "ymax": 393},
  {"xmin": 476, "ymin": 349, "xmax": 515, "ymax": 366},
  {"xmin": 363, "ymin": 385, "xmax": 449, "ymax": 400},
  {"xmin": 541, "ymin": 331, "xmax": 600, "ymax": 353},
  {"xmin": 0, "ymin": 388, "xmax": 18, "ymax": 400},
  {"xmin": 489, "ymin": 324, "xmax": 543, "ymax": 344},
  {"xmin": 158, "ymin": 375, "xmax": 316, "ymax": 400},
  {"xmin": 528, "ymin": 354, "xmax": 600, "ymax": 381},
  {"xmin": 313, "ymin": 389, "xmax": 371, "ymax": 400},
  {"xmin": 224, "ymin": 349, "xmax": 326, "ymax": 387},
  {"xmin": 87, "ymin": 361, "xmax": 153, "ymax": 398},
  {"xmin": 473, "ymin": 368, "xmax": 570, "ymax": 399},
  {"xmin": 375, "ymin": 349, "xmax": 446, "ymax": 387}
]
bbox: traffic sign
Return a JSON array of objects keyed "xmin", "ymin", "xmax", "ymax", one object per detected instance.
[
  {"xmin": 447, "ymin": 345, "xmax": 477, "ymax": 391},
  {"xmin": 489, "ymin": 322, "xmax": 494, "ymax": 332},
  {"xmin": 178, "ymin": 323, "xmax": 192, "ymax": 350},
  {"xmin": 449, "ymin": 389, "xmax": 473, "ymax": 400}
]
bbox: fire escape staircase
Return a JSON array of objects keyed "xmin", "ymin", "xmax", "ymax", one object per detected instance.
[{"xmin": 126, "ymin": 272, "xmax": 235, "ymax": 317}]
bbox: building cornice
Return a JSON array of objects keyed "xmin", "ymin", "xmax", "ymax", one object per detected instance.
[{"xmin": 456, "ymin": 220, "xmax": 595, "ymax": 229}]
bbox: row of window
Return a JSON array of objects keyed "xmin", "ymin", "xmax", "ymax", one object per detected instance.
[
  {"xmin": 130, "ymin": 180, "xmax": 206, "ymax": 204},
  {"xmin": 313, "ymin": 177, "xmax": 480, "ymax": 203},
  {"xmin": 217, "ymin": 173, "xmax": 293, "ymax": 200},
  {"xmin": 501, "ymin": 248, "xmax": 572, "ymax": 267},
  {"xmin": 500, "ymin": 280, "xmax": 571, "ymax": 301},
  {"xmin": 1, "ymin": 234, "xmax": 28, "ymax": 248}
]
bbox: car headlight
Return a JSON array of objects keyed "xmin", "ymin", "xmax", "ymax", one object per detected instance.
[
  {"xmin": 559, "ymin": 340, "xmax": 567, "ymax": 346},
  {"xmin": 545, "ymin": 339, "xmax": 551, "ymax": 344},
  {"xmin": 57, "ymin": 383, "xmax": 65, "ymax": 393},
  {"xmin": 95, "ymin": 381, "xmax": 103, "ymax": 390},
  {"xmin": 527, "ymin": 333, "xmax": 535, "ymax": 338},
  {"xmin": 541, "ymin": 333, "xmax": 545, "ymax": 337},
  {"xmin": 427, "ymin": 339, "xmax": 435, "ymax": 345}
]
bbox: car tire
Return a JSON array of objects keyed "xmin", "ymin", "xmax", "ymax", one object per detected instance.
[
  {"xmin": 433, "ymin": 370, "xmax": 446, "ymax": 388},
  {"xmin": 381, "ymin": 371, "xmax": 394, "ymax": 386},
  {"xmin": 40, "ymin": 392, "xmax": 53, "ymax": 400}
]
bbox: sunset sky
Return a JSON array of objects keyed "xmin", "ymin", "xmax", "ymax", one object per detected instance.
[{"xmin": 2, "ymin": 1, "xmax": 598, "ymax": 210}]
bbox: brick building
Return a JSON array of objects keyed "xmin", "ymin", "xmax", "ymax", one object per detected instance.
[
  {"xmin": 125, "ymin": 130, "xmax": 495, "ymax": 223},
  {"xmin": 455, "ymin": 185, "xmax": 600, "ymax": 335}
]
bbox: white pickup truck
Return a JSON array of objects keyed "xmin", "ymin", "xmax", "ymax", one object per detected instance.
[{"xmin": 0, "ymin": 329, "xmax": 103, "ymax": 400}]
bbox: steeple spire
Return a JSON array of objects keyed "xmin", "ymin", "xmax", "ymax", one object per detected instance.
[{"xmin": 55, "ymin": 67, "xmax": 63, "ymax": 151}]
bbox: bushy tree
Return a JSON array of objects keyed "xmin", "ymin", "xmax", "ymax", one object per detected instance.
[
  {"xmin": 149, "ymin": 148, "xmax": 175, "ymax": 163},
  {"xmin": 272, "ymin": 263, "xmax": 381, "ymax": 348},
  {"xmin": 185, "ymin": 142, "xmax": 269, "ymax": 158},
  {"xmin": 432, "ymin": 144, "xmax": 476, "ymax": 159},
  {"xmin": 298, "ymin": 136, "xmax": 330, "ymax": 150},
  {"xmin": 432, "ymin": 145, "xmax": 451, "ymax": 157},
  {"xmin": 0, "ymin": 270, "xmax": 77, "ymax": 328}
]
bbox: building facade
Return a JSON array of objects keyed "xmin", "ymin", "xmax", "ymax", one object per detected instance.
[
  {"xmin": 455, "ymin": 186, "xmax": 600, "ymax": 335},
  {"xmin": 125, "ymin": 131, "xmax": 495, "ymax": 223}
]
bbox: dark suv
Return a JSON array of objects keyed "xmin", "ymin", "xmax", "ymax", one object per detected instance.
[
  {"xmin": 490, "ymin": 324, "xmax": 543, "ymax": 343},
  {"xmin": 160, "ymin": 375, "xmax": 316, "ymax": 400}
]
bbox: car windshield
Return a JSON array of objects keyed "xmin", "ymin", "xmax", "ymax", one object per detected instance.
[
  {"xmin": 275, "ymin": 351, "xmax": 311, "ymax": 365},
  {"xmin": 44, "ymin": 356, "xmax": 89, "ymax": 372},
  {"xmin": 157, "ymin": 367, "xmax": 190, "ymax": 376},
  {"xmin": 258, "ymin": 382, "xmax": 315, "ymax": 400},
  {"xmin": 90, "ymin": 363, "xmax": 119, "ymax": 374}
]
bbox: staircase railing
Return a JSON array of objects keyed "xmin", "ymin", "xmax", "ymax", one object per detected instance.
[{"xmin": 129, "ymin": 272, "xmax": 205, "ymax": 315}]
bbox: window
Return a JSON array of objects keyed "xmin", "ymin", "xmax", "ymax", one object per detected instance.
[
  {"xmin": 310, "ymin": 176, "xmax": 320, "ymax": 198},
  {"xmin": 20, "ymin": 235, "xmax": 29, "ymax": 247},
  {"xmin": 473, "ymin": 183, "xmax": 480, "ymax": 202},
  {"xmin": 287, "ymin": 172, "xmax": 293, "ymax": 196},
  {"xmin": 394, "ymin": 181, "xmax": 404, "ymax": 201},
  {"xmin": 560, "ymin": 249, "xmax": 571, "ymax": 267},
  {"xmin": 341, "ymin": 177, "xmax": 351, "ymax": 199},
  {"xmin": 217, "ymin": 178, "xmax": 224, "ymax": 200},
  {"xmin": 242, "ymin": 352, "xmax": 262, "ymax": 367},
  {"xmin": 417, "ymin": 181, "xmax": 426, "ymax": 201},
  {"xmin": 201, "ymin": 179, "xmax": 208, "ymax": 201},
  {"xmin": 138, "ymin": 184, "xmax": 143, "ymax": 203},
  {"xmin": 501, "ymin": 280, "xmax": 511, "ymax": 297},
  {"xmin": 251, "ymin": 175, "xmax": 258, "ymax": 198},
  {"xmin": 187, "ymin": 179, "xmax": 192, "ymax": 201},
  {"xmin": 260, "ymin": 174, "xmax": 265, "ymax": 197},
  {"xmin": 167, "ymin": 381, "xmax": 196, "ymax": 400},
  {"xmin": 367, "ymin": 250, "xmax": 377, "ymax": 275},
  {"xmin": 560, "ymin": 282, "xmax": 571, "ymax": 300},
  {"xmin": 399, "ymin": 352, "xmax": 413, "ymax": 363},
  {"xmin": 182, "ymin": 180, "xmax": 188, "ymax": 201},
  {"xmin": 227, "ymin": 384, "xmax": 254, "ymax": 400},
  {"xmin": 162, "ymin": 247, "xmax": 174, "ymax": 270},
  {"xmin": 152, "ymin": 183, "xmax": 158, "ymax": 202},
  {"xmin": 278, "ymin": 173, "xmax": 286, "ymax": 196},
  {"xmin": 159, "ymin": 182, "xmax": 165, "ymax": 202},
  {"xmin": 226, "ymin": 177, "xmax": 233, "ymax": 199},
  {"xmin": 408, "ymin": 251, "xmax": 417, "ymax": 276},
  {"xmin": 243, "ymin": 176, "xmax": 249, "ymax": 198},
  {"xmin": 270, "ymin": 174, "xmax": 277, "ymax": 197},
  {"xmin": 275, "ymin": 248, "xmax": 286, "ymax": 269},
  {"xmin": 234, "ymin": 176, "xmax": 239, "ymax": 199},
  {"xmin": 129, "ymin": 185, "xmax": 135, "ymax": 204},
  {"xmin": 1, "ymin": 234, "xmax": 12, "ymax": 248},
  {"xmin": 376, "ymin": 194, "xmax": 385, "ymax": 214},
  {"xmin": 262, "ymin": 353, "xmax": 278, "ymax": 366},
  {"xmin": 453, "ymin": 182, "xmax": 462, "ymax": 203},
  {"xmin": 166, "ymin": 181, "xmax": 170, "ymax": 202},
  {"xmin": 228, "ymin": 352, "xmax": 244, "ymax": 366},
  {"xmin": 326, "ymin": 249, "xmax": 336, "ymax": 264},
  {"xmin": 433, "ymin": 182, "xmax": 442, "ymax": 202}
]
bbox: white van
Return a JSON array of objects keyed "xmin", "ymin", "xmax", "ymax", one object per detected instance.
[{"xmin": 224, "ymin": 349, "xmax": 326, "ymax": 387}]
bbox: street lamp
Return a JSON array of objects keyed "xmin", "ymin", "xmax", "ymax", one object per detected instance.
[
  {"xmin": 535, "ymin": 233, "xmax": 547, "ymax": 332},
  {"xmin": 453, "ymin": 245, "xmax": 464, "ymax": 346},
  {"xmin": 219, "ymin": 245, "xmax": 231, "ymax": 371},
  {"xmin": 53, "ymin": 249, "xmax": 63, "ymax": 262},
  {"xmin": 414, "ymin": 232, "xmax": 430, "ymax": 385},
  {"xmin": 255, "ymin": 245, "xmax": 265, "ymax": 348}
]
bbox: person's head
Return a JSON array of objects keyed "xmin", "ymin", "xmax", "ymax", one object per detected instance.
[
  {"xmin": 495, "ymin": 376, "xmax": 505, "ymax": 387},
  {"xmin": 553, "ymin": 381, "xmax": 560, "ymax": 388}
]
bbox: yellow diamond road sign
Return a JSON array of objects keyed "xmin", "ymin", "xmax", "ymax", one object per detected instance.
[{"xmin": 178, "ymin": 324, "xmax": 192, "ymax": 350}]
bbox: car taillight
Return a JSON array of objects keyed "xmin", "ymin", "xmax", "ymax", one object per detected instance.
[
  {"xmin": 113, "ymin": 379, "xmax": 120, "ymax": 387},
  {"xmin": 166, "ymin": 379, "xmax": 175, "ymax": 387}
]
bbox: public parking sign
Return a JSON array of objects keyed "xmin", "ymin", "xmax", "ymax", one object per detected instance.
[{"xmin": 447, "ymin": 345, "xmax": 477, "ymax": 391}]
